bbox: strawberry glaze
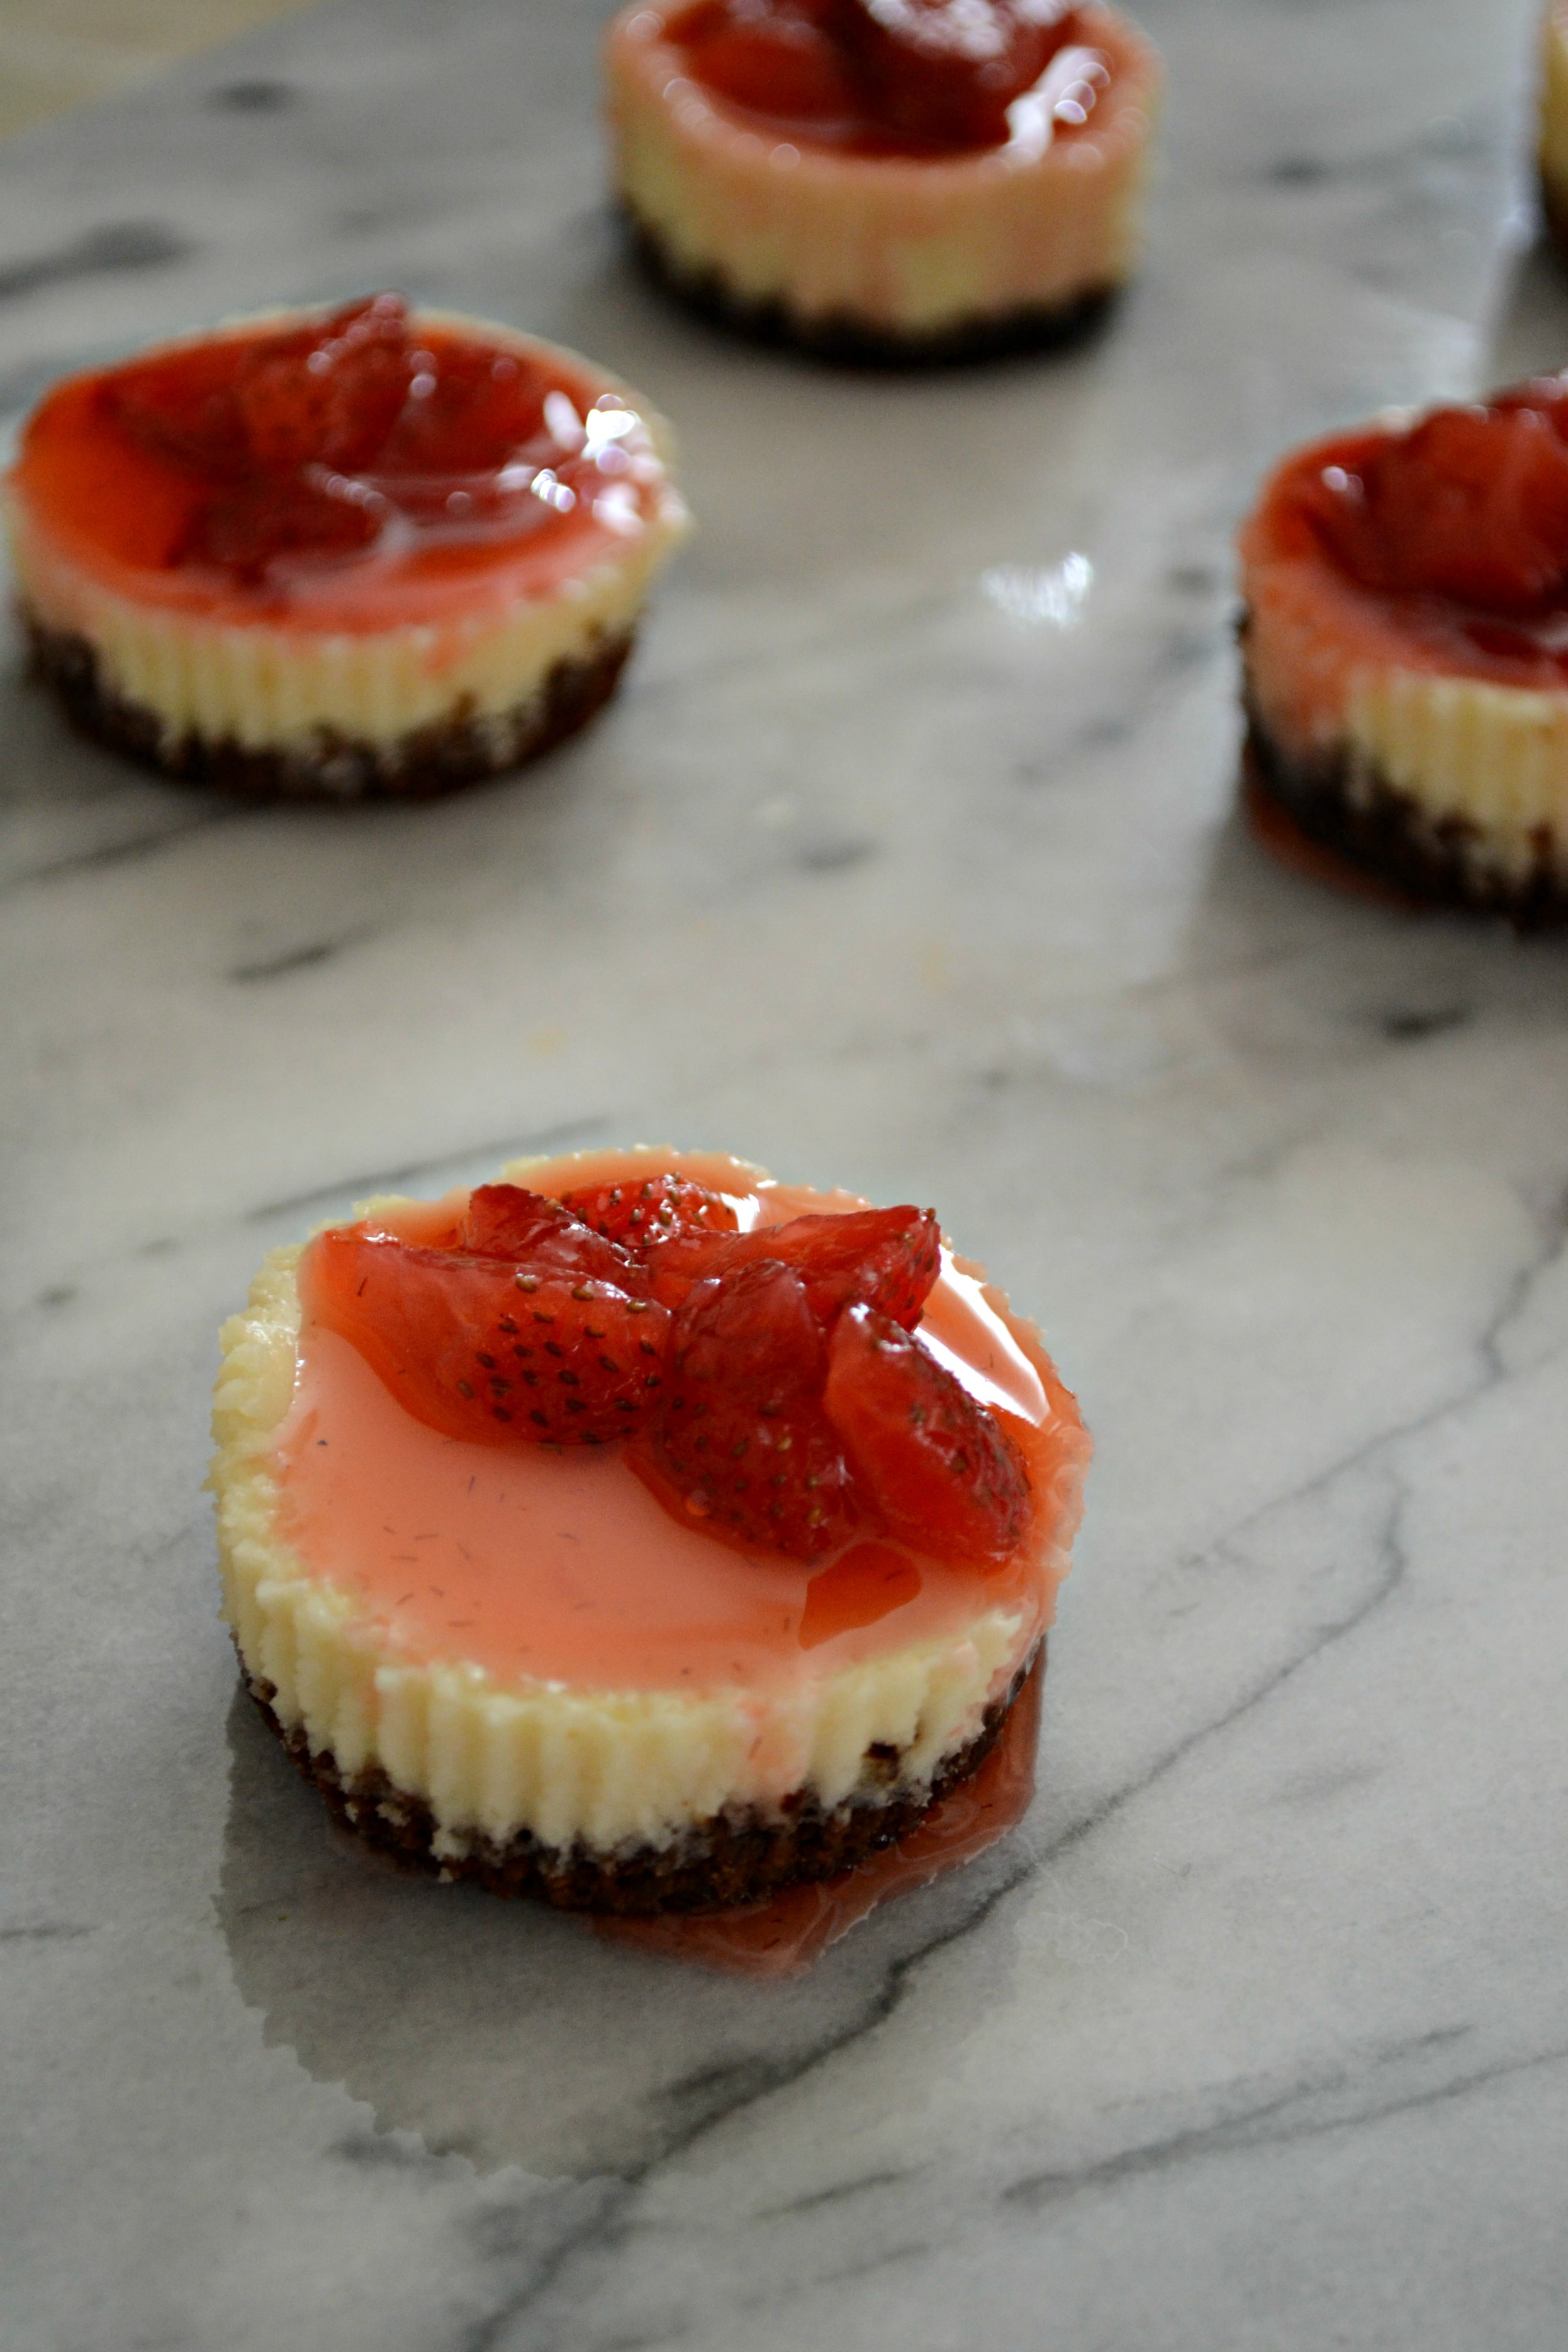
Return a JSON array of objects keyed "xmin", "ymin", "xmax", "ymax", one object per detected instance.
[
  {"xmin": 8, "ymin": 308, "xmax": 671, "ymax": 636},
  {"xmin": 270, "ymin": 1151, "xmax": 1083, "ymax": 1697}
]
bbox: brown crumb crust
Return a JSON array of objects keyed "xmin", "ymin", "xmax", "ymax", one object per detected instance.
[
  {"xmin": 23, "ymin": 612, "xmax": 633, "ymax": 802},
  {"xmin": 245, "ymin": 1643, "xmax": 1042, "ymax": 1915},
  {"xmin": 624, "ymin": 208, "xmax": 1118, "ymax": 370},
  {"xmin": 1241, "ymin": 676, "xmax": 1568, "ymax": 932}
]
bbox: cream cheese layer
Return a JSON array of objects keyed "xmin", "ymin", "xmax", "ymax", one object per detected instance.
[
  {"xmin": 1241, "ymin": 476, "xmax": 1568, "ymax": 887},
  {"xmin": 211, "ymin": 1149, "xmax": 1089, "ymax": 1856},
  {"xmin": 6, "ymin": 315, "xmax": 688, "ymax": 753},
  {"xmin": 604, "ymin": 4, "xmax": 1160, "ymax": 335}
]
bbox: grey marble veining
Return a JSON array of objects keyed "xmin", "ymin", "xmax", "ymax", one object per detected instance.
[{"xmin": 5, "ymin": 1, "xmax": 1568, "ymax": 2346}]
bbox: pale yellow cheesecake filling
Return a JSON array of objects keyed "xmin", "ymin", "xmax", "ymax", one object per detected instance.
[
  {"xmin": 6, "ymin": 315, "xmax": 688, "ymax": 757},
  {"xmin": 210, "ymin": 1170, "xmax": 1064, "ymax": 1859},
  {"xmin": 605, "ymin": 3, "xmax": 1160, "ymax": 336}
]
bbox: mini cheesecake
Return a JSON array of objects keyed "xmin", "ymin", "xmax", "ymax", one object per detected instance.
[
  {"xmin": 1542, "ymin": 1, "xmax": 1568, "ymax": 252},
  {"xmin": 5, "ymin": 296, "xmax": 688, "ymax": 799},
  {"xmin": 210, "ymin": 1148, "xmax": 1090, "ymax": 1914},
  {"xmin": 1239, "ymin": 378, "xmax": 1568, "ymax": 924},
  {"xmin": 605, "ymin": 0, "xmax": 1160, "ymax": 363}
]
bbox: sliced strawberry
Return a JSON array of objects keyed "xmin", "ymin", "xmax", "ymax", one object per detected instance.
[
  {"xmin": 761, "ymin": 1206, "xmax": 941, "ymax": 1328},
  {"xmin": 630, "ymin": 1260, "xmax": 863, "ymax": 1558},
  {"xmin": 644, "ymin": 1204, "xmax": 941, "ymax": 1328},
  {"xmin": 457, "ymin": 1183, "xmax": 639, "ymax": 1287},
  {"xmin": 829, "ymin": 0, "xmax": 1081, "ymax": 149},
  {"xmin": 189, "ymin": 471, "xmax": 383, "ymax": 580},
  {"xmin": 823, "ymin": 1304, "xmax": 1030, "ymax": 1565},
  {"xmin": 681, "ymin": 0, "xmax": 859, "ymax": 120},
  {"xmin": 558, "ymin": 1171, "xmax": 739, "ymax": 1252},
  {"xmin": 301, "ymin": 1225, "xmax": 668, "ymax": 1445},
  {"xmin": 232, "ymin": 294, "xmax": 415, "ymax": 476},
  {"xmin": 1306, "ymin": 401, "xmax": 1568, "ymax": 615},
  {"xmin": 375, "ymin": 337, "xmax": 551, "ymax": 476}
]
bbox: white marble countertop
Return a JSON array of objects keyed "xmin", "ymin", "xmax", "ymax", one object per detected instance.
[{"xmin": 5, "ymin": 2, "xmax": 1568, "ymax": 2345}]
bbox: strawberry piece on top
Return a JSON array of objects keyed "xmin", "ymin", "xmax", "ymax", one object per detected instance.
[
  {"xmin": 558, "ymin": 1170, "xmax": 739, "ymax": 1252},
  {"xmin": 823, "ymin": 1302, "xmax": 1031, "ymax": 1565},
  {"xmin": 631, "ymin": 1258, "xmax": 863, "ymax": 1557},
  {"xmin": 301, "ymin": 1224, "xmax": 668, "ymax": 1446}
]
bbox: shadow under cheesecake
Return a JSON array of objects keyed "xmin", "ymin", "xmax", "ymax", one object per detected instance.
[{"xmin": 215, "ymin": 1679, "xmax": 1029, "ymax": 2179}]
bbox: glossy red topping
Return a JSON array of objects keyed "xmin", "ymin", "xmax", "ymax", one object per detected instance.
[
  {"xmin": 634, "ymin": 1258, "xmax": 865, "ymax": 1557},
  {"xmin": 642, "ymin": 1202, "xmax": 942, "ymax": 1324},
  {"xmin": 559, "ymin": 1171, "xmax": 740, "ymax": 1248},
  {"xmin": 824, "ymin": 1303, "xmax": 1031, "ymax": 1564},
  {"xmin": 1292, "ymin": 378, "xmax": 1568, "ymax": 620},
  {"xmin": 303, "ymin": 1225, "xmax": 672, "ymax": 1447},
  {"xmin": 21, "ymin": 295, "xmax": 636, "ymax": 589},
  {"xmin": 667, "ymin": 0, "xmax": 1107, "ymax": 155},
  {"xmin": 298, "ymin": 1176, "xmax": 1028, "ymax": 1566}
]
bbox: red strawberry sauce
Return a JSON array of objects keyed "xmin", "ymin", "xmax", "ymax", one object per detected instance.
[
  {"xmin": 662, "ymin": 0, "xmax": 1110, "ymax": 159},
  {"xmin": 270, "ymin": 1151, "xmax": 1085, "ymax": 1698},
  {"xmin": 1256, "ymin": 378, "xmax": 1568, "ymax": 690},
  {"xmin": 9, "ymin": 296, "xmax": 666, "ymax": 630}
]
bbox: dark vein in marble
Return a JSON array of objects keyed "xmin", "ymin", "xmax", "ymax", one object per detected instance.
[
  {"xmin": 0, "ymin": 222, "xmax": 192, "ymax": 304},
  {"xmin": 245, "ymin": 1119, "xmax": 612, "ymax": 1224},
  {"xmin": 1035, "ymin": 1460, "xmax": 1411, "ymax": 1876},
  {"xmin": 1003, "ymin": 2035, "xmax": 1568, "ymax": 2212},
  {"xmin": 0, "ymin": 1922, "xmax": 95, "ymax": 1942},
  {"xmin": 460, "ymin": 2184, "xmax": 636, "ymax": 2352},
  {"xmin": 6, "ymin": 805, "xmax": 240, "ymax": 893},
  {"xmin": 1380, "ymin": 1004, "xmax": 1472, "ymax": 1041},
  {"xmin": 229, "ymin": 934, "xmax": 367, "ymax": 984},
  {"xmin": 1479, "ymin": 1177, "xmax": 1568, "ymax": 1380},
  {"xmin": 755, "ymin": 2167, "xmax": 919, "ymax": 2220},
  {"xmin": 208, "ymin": 79, "xmax": 301, "ymax": 113},
  {"xmin": 796, "ymin": 835, "xmax": 877, "ymax": 875}
]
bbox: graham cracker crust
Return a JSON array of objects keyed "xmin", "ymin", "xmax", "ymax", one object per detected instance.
[
  {"xmin": 245, "ymin": 1645, "xmax": 1042, "ymax": 1915},
  {"xmin": 1241, "ymin": 689, "xmax": 1568, "ymax": 931},
  {"xmin": 23, "ymin": 612, "xmax": 634, "ymax": 802},
  {"xmin": 625, "ymin": 209, "xmax": 1118, "ymax": 369}
]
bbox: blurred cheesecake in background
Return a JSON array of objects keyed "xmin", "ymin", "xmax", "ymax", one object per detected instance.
[
  {"xmin": 1239, "ymin": 375, "xmax": 1568, "ymax": 924},
  {"xmin": 605, "ymin": 0, "xmax": 1160, "ymax": 363},
  {"xmin": 4, "ymin": 296, "xmax": 688, "ymax": 799}
]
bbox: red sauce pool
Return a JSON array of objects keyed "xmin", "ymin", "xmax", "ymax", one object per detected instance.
[
  {"xmin": 594, "ymin": 1651, "xmax": 1043, "ymax": 1977},
  {"xmin": 665, "ymin": 0, "xmax": 1109, "ymax": 159}
]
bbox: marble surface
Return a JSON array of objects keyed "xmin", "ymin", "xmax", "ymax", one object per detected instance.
[{"xmin": 5, "ymin": 1, "xmax": 1568, "ymax": 2344}]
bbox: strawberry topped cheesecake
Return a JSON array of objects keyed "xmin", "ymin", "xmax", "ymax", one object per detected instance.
[
  {"xmin": 211, "ymin": 1149, "xmax": 1090, "ymax": 1913},
  {"xmin": 1239, "ymin": 375, "xmax": 1568, "ymax": 923},
  {"xmin": 5, "ymin": 296, "xmax": 688, "ymax": 798},
  {"xmin": 605, "ymin": 0, "xmax": 1160, "ymax": 362}
]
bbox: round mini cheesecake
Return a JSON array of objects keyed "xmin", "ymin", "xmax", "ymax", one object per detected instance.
[
  {"xmin": 1542, "ymin": 1, "xmax": 1568, "ymax": 252},
  {"xmin": 5, "ymin": 296, "xmax": 688, "ymax": 800},
  {"xmin": 1239, "ymin": 377, "xmax": 1568, "ymax": 924},
  {"xmin": 605, "ymin": 0, "xmax": 1160, "ymax": 363},
  {"xmin": 210, "ymin": 1149, "xmax": 1090, "ymax": 1914}
]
